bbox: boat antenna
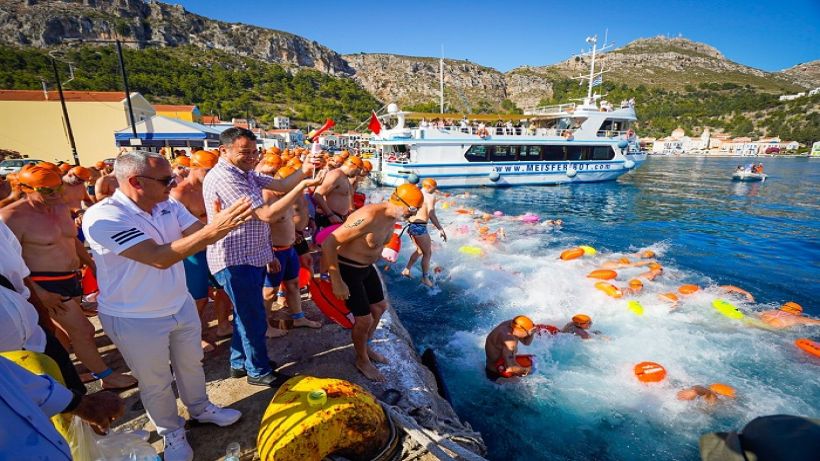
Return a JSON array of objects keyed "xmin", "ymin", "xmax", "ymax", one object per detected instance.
[
  {"xmin": 439, "ymin": 44, "xmax": 445, "ymax": 114},
  {"xmin": 572, "ymin": 33, "xmax": 613, "ymax": 105}
]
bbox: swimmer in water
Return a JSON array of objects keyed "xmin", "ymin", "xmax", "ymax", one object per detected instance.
[
  {"xmin": 758, "ymin": 302, "xmax": 820, "ymax": 329},
  {"xmin": 561, "ymin": 314, "xmax": 601, "ymax": 339},
  {"xmin": 484, "ymin": 315, "xmax": 536, "ymax": 381},
  {"xmin": 677, "ymin": 384, "xmax": 736, "ymax": 405}
]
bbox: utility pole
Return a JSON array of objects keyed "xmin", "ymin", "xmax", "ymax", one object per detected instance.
[
  {"xmin": 115, "ymin": 39, "xmax": 139, "ymax": 138},
  {"xmin": 51, "ymin": 58, "xmax": 80, "ymax": 166}
]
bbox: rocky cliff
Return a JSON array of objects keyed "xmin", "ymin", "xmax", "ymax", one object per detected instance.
[
  {"xmin": 778, "ymin": 60, "xmax": 820, "ymax": 89},
  {"xmin": 0, "ymin": 0, "xmax": 353, "ymax": 75},
  {"xmin": 512, "ymin": 36, "xmax": 802, "ymax": 93}
]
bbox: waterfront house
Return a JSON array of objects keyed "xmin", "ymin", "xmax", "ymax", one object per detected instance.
[{"xmin": 154, "ymin": 104, "xmax": 202, "ymax": 123}]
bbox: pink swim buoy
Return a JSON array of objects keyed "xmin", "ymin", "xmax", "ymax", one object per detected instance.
[
  {"xmin": 520, "ymin": 213, "xmax": 540, "ymax": 223},
  {"xmin": 493, "ymin": 211, "xmax": 504, "ymax": 217},
  {"xmin": 315, "ymin": 224, "xmax": 342, "ymax": 245}
]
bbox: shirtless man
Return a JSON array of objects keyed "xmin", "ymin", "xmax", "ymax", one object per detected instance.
[
  {"xmin": 561, "ymin": 314, "xmax": 600, "ymax": 339},
  {"xmin": 322, "ymin": 183, "xmax": 424, "ymax": 381},
  {"xmin": 401, "ymin": 178, "xmax": 447, "ymax": 287},
  {"xmin": 758, "ymin": 302, "xmax": 820, "ymax": 329},
  {"xmin": 62, "ymin": 166, "xmax": 94, "ymax": 211},
  {"xmin": 261, "ymin": 165, "xmax": 322, "ymax": 337},
  {"xmin": 485, "ymin": 315, "xmax": 536, "ymax": 381},
  {"xmin": 171, "ymin": 150, "xmax": 233, "ymax": 351},
  {"xmin": 0, "ymin": 164, "xmax": 136, "ymax": 389},
  {"xmin": 94, "ymin": 161, "xmax": 118, "ymax": 201},
  {"xmin": 313, "ymin": 157, "xmax": 362, "ymax": 228}
]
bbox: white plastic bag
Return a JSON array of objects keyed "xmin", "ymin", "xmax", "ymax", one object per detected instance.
[
  {"xmin": 67, "ymin": 415, "xmax": 103, "ymax": 461},
  {"xmin": 96, "ymin": 430, "xmax": 159, "ymax": 461}
]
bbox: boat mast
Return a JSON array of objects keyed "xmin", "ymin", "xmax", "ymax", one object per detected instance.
[
  {"xmin": 439, "ymin": 44, "xmax": 444, "ymax": 114},
  {"xmin": 574, "ymin": 33, "xmax": 613, "ymax": 106},
  {"xmin": 586, "ymin": 35, "xmax": 597, "ymax": 102}
]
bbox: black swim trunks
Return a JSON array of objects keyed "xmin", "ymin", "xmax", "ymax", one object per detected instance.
[
  {"xmin": 294, "ymin": 232, "xmax": 310, "ymax": 256},
  {"xmin": 485, "ymin": 367, "xmax": 501, "ymax": 382},
  {"xmin": 30, "ymin": 271, "xmax": 83, "ymax": 299},
  {"xmin": 338, "ymin": 256, "xmax": 384, "ymax": 317},
  {"xmin": 316, "ymin": 212, "xmax": 349, "ymax": 230}
]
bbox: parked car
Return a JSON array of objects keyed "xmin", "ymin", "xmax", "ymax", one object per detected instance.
[
  {"xmin": 764, "ymin": 147, "xmax": 781, "ymax": 154},
  {"xmin": 0, "ymin": 158, "xmax": 42, "ymax": 175}
]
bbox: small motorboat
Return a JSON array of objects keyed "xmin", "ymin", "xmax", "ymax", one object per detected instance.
[{"xmin": 732, "ymin": 171, "xmax": 767, "ymax": 182}]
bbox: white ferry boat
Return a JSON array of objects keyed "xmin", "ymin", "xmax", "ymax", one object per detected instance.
[{"xmin": 369, "ymin": 36, "xmax": 647, "ymax": 188}]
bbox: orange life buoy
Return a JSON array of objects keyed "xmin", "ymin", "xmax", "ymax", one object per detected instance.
[
  {"xmin": 634, "ymin": 361, "xmax": 666, "ymax": 383},
  {"xmin": 495, "ymin": 355, "xmax": 534, "ymax": 378},
  {"xmin": 794, "ymin": 338, "xmax": 820, "ymax": 358},
  {"xmin": 587, "ymin": 269, "xmax": 617, "ymax": 280},
  {"xmin": 594, "ymin": 281, "xmax": 623, "ymax": 298},
  {"xmin": 560, "ymin": 247, "xmax": 585, "ymax": 261}
]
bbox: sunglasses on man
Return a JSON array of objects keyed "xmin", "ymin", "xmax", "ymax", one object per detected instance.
[{"xmin": 136, "ymin": 175, "xmax": 177, "ymax": 187}]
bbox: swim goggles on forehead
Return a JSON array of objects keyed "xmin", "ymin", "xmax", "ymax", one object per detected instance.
[
  {"xmin": 20, "ymin": 183, "xmax": 63, "ymax": 195},
  {"xmin": 391, "ymin": 191, "xmax": 418, "ymax": 214}
]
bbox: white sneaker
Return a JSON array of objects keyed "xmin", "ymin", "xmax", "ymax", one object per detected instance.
[
  {"xmin": 163, "ymin": 427, "xmax": 193, "ymax": 461},
  {"xmin": 192, "ymin": 403, "xmax": 242, "ymax": 427}
]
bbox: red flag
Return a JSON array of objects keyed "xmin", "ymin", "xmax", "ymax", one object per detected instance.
[{"xmin": 368, "ymin": 111, "xmax": 382, "ymax": 135}]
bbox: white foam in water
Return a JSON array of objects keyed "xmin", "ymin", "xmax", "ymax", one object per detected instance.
[{"xmin": 388, "ymin": 197, "xmax": 819, "ymax": 460}]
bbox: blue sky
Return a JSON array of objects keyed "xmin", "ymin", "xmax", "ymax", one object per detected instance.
[{"xmin": 176, "ymin": 0, "xmax": 818, "ymax": 72}]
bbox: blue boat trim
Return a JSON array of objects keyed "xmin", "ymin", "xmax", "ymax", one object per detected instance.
[
  {"xmin": 385, "ymin": 169, "xmax": 627, "ymax": 179},
  {"xmin": 385, "ymin": 160, "xmax": 626, "ymax": 168}
]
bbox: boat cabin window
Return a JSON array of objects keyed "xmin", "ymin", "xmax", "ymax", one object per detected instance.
[
  {"xmin": 464, "ymin": 144, "xmax": 614, "ymax": 162},
  {"xmin": 490, "ymin": 145, "xmax": 518, "ymax": 162},
  {"xmin": 465, "ymin": 145, "xmax": 490, "ymax": 162}
]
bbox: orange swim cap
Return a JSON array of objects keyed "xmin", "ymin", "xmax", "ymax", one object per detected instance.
[
  {"xmin": 619, "ymin": 257, "xmax": 631, "ymax": 264},
  {"xmin": 512, "ymin": 315, "xmax": 535, "ymax": 334},
  {"xmin": 709, "ymin": 383, "xmax": 736, "ymax": 398},
  {"xmin": 274, "ymin": 166, "xmax": 297, "ymax": 179},
  {"xmin": 572, "ymin": 314, "xmax": 592, "ymax": 326},
  {"xmin": 173, "ymin": 156, "xmax": 191, "ymax": 167},
  {"xmin": 648, "ymin": 262, "xmax": 662, "ymax": 271},
  {"xmin": 287, "ymin": 158, "xmax": 302, "ymax": 169},
  {"xmin": 421, "ymin": 178, "xmax": 438, "ymax": 190},
  {"xmin": 339, "ymin": 150, "xmax": 350, "ymax": 159},
  {"xmin": 262, "ymin": 153, "xmax": 282, "ymax": 167},
  {"xmin": 69, "ymin": 166, "xmax": 92, "ymax": 182},
  {"xmin": 58, "ymin": 163, "xmax": 72, "ymax": 174},
  {"xmin": 18, "ymin": 164, "xmax": 63, "ymax": 190},
  {"xmin": 37, "ymin": 162, "xmax": 62, "ymax": 175},
  {"xmin": 629, "ymin": 279, "xmax": 644, "ymax": 290},
  {"xmin": 678, "ymin": 284, "xmax": 700, "ymax": 295},
  {"xmin": 780, "ymin": 301, "xmax": 803, "ymax": 315},
  {"xmin": 268, "ymin": 146, "xmax": 282, "ymax": 155},
  {"xmin": 641, "ymin": 250, "xmax": 656, "ymax": 259},
  {"xmin": 94, "ymin": 161, "xmax": 106, "ymax": 169},
  {"xmin": 345, "ymin": 156, "xmax": 364, "ymax": 169},
  {"xmin": 389, "ymin": 184, "xmax": 424, "ymax": 209},
  {"xmin": 362, "ymin": 160, "xmax": 373, "ymax": 171}
]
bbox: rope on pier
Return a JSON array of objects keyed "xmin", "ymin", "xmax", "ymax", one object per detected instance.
[{"xmin": 383, "ymin": 404, "xmax": 488, "ymax": 461}]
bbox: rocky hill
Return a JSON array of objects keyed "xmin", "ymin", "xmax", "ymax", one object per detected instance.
[
  {"xmin": 779, "ymin": 60, "xmax": 820, "ymax": 89},
  {"xmin": 0, "ymin": 0, "xmax": 353, "ymax": 75}
]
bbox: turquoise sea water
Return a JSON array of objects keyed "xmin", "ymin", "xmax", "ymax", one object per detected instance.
[{"xmin": 378, "ymin": 157, "xmax": 819, "ymax": 461}]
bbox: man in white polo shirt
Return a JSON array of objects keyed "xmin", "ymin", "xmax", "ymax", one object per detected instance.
[{"xmin": 83, "ymin": 151, "xmax": 253, "ymax": 461}]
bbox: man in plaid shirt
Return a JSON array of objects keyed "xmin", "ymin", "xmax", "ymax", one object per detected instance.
[{"xmin": 204, "ymin": 127, "xmax": 321, "ymax": 387}]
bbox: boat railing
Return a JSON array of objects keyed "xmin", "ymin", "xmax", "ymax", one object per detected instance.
[
  {"xmin": 596, "ymin": 130, "xmax": 631, "ymax": 138},
  {"xmin": 526, "ymin": 102, "xmax": 577, "ymax": 116},
  {"xmin": 428, "ymin": 126, "xmax": 575, "ymax": 137}
]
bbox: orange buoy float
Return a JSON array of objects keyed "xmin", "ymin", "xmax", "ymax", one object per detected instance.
[
  {"xmin": 678, "ymin": 284, "xmax": 700, "ymax": 295},
  {"xmin": 456, "ymin": 208, "xmax": 473, "ymax": 214},
  {"xmin": 594, "ymin": 281, "xmax": 623, "ymax": 298},
  {"xmin": 634, "ymin": 361, "xmax": 667, "ymax": 383},
  {"xmin": 659, "ymin": 292, "xmax": 679, "ymax": 303},
  {"xmin": 794, "ymin": 338, "xmax": 820, "ymax": 358},
  {"xmin": 587, "ymin": 269, "xmax": 617, "ymax": 280},
  {"xmin": 560, "ymin": 247, "xmax": 585, "ymax": 261}
]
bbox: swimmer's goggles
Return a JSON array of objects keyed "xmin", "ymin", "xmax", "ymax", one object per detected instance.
[
  {"xmin": 391, "ymin": 192, "xmax": 418, "ymax": 214},
  {"xmin": 20, "ymin": 183, "xmax": 63, "ymax": 195}
]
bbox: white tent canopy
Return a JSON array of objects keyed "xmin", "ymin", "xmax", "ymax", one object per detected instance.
[{"xmin": 114, "ymin": 116, "xmax": 222, "ymax": 148}]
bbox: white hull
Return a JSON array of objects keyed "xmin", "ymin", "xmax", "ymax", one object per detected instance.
[
  {"xmin": 732, "ymin": 172, "xmax": 767, "ymax": 182},
  {"xmin": 375, "ymin": 158, "xmax": 643, "ymax": 187}
]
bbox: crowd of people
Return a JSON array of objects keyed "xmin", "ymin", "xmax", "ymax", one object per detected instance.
[{"xmin": 0, "ymin": 127, "xmax": 430, "ymax": 460}]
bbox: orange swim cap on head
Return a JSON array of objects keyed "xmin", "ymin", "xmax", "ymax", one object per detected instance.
[
  {"xmin": 780, "ymin": 301, "xmax": 803, "ymax": 315},
  {"xmin": 69, "ymin": 166, "xmax": 92, "ymax": 182},
  {"xmin": 18, "ymin": 164, "xmax": 63, "ymax": 189},
  {"xmin": 709, "ymin": 383, "xmax": 736, "ymax": 398},
  {"xmin": 362, "ymin": 160, "xmax": 373, "ymax": 171},
  {"xmin": 274, "ymin": 166, "xmax": 297, "ymax": 179},
  {"xmin": 94, "ymin": 161, "xmax": 106, "ymax": 169},
  {"xmin": 345, "ymin": 156, "xmax": 364, "ymax": 169},
  {"xmin": 619, "ymin": 257, "xmax": 631, "ymax": 264},
  {"xmin": 58, "ymin": 163, "xmax": 72, "ymax": 174},
  {"xmin": 572, "ymin": 314, "xmax": 592, "ymax": 325},
  {"xmin": 173, "ymin": 156, "xmax": 191, "ymax": 168},
  {"xmin": 262, "ymin": 153, "xmax": 282, "ymax": 167},
  {"xmin": 629, "ymin": 279, "xmax": 644, "ymax": 290},
  {"xmin": 648, "ymin": 262, "xmax": 662, "ymax": 271},
  {"xmin": 37, "ymin": 162, "xmax": 62, "ymax": 175},
  {"xmin": 512, "ymin": 315, "xmax": 535, "ymax": 334},
  {"xmin": 641, "ymin": 250, "xmax": 656, "ymax": 259},
  {"xmin": 287, "ymin": 158, "xmax": 302, "ymax": 169},
  {"xmin": 389, "ymin": 184, "xmax": 424, "ymax": 209},
  {"xmin": 191, "ymin": 150, "xmax": 219, "ymax": 169},
  {"xmin": 339, "ymin": 150, "xmax": 350, "ymax": 159},
  {"xmin": 422, "ymin": 178, "xmax": 438, "ymax": 190}
]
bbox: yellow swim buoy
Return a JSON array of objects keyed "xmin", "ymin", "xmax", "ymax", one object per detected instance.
[
  {"xmin": 257, "ymin": 376, "xmax": 389, "ymax": 461},
  {"xmin": 579, "ymin": 245, "xmax": 597, "ymax": 256},
  {"xmin": 459, "ymin": 245, "xmax": 484, "ymax": 256}
]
